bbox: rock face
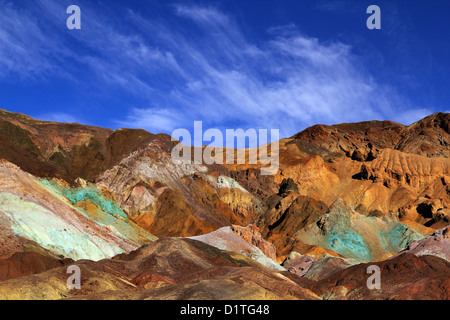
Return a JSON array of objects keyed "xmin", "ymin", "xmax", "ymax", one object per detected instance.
[
  {"xmin": 259, "ymin": 192, "xmax": 329, "ymax": 259},
  {"xmin": 281, "ymin": 251, "xmax": 316, "ymax": 277},
  {"xmin": 0, "ymin": 109, "xmax": 161, "ymax": 181},
  {"xmin": 0, "ymin": 160, "xmax": 155, "ymax": 261},
  {"xmin": 295, "ymin": 199, "xmax": 426, "ymax": 262},
  {"xmin": 302, "ymin": 255, "xmax": 358, "ymax": 281},
  {"xmin": 189, "ymin": 227, "xmax": 284, "ymax": 271},
  {"xmin": 242, "ymin": 114, "xmax": 449, "ymax": 264},
  {"xmin": 308, "ymin": 253, "xmax": 450, "ymax": 300},
  {"xmin": 0, "ymin": 252, "xmax": 72, "ymax": 282},
  {"xmin": 395, "ymin": 226, "xmax": 450, "ymax": 262},
  {"xmin": 0, "ymin": 109, "xmax": 448, "ymax": 300},
  {"xmin": 230, "ymin": 225, "xmax": 277, "ymax": 260},
  {"xmin": 291, "ymin": 112, "xmax": 450, "ymax": 159},
  {"xmin": 95, "ymin": 140, "xmax": 262, "ymax": 237},
  {"xmin": 355, "ymin": 149, "xmax": 449, "ymax": 190}
]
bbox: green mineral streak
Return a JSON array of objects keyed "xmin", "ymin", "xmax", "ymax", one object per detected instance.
[
  {"xmin": 39, "ymin": 179, "xmax": 156, "ymax": 245},
  {"xmin": 378, "ymin": 223, "xmax": 425, "ymax": 252},
  {"xmin": 41, "ymin": 179, "xmax": 127, "ymax": 219},
  {"xmin": 326, "ymin": 231, "xmax": 373, "ymax": 262},
  {"xmin": 0, "ymin": 193, "xmax": 125, "ymax": 261}
]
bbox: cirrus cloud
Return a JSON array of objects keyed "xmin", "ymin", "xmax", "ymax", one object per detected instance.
[{"xmin": 0, "ymin": 1, "xmax": 432, "ymax": 138}]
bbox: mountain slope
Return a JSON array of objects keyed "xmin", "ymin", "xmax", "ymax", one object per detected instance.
[
  {"xmin": 0, "ymin": 109, "xmax": 448, "ymax": 300},
  {"xmin": 0, "ymin": 160, "xmax": 156, "ymax": 261}
]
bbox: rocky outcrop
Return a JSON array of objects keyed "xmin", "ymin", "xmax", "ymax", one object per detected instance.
[
  {"xmin": 0, "ymin": 160, "xmax": 155, "ymax": 261},
  {"xmin": 0, "ymin": 238, "xmax": 319, "ymax": 300},
  {"xmin": 291, "ymin": 112, "xmax": 450, "ymax": 159},
  {"xmin": 354, "ymin": 149, "xmax": 449, "ymax": 190},
  {"xmin": 295, "ymin": 199, "xmax": 426, "ymax": 261},
  {"xmin": 281, "ymin": 251, "xmax": 316, "ymax": 277},
  {"xmin": 309, "ymin": 253, "xmax": 450, "ymax": 300},
  {"xmin": 0, "ymin": 252, "xmax": 72, "ymax": 282},
  {"xmin": 230, "ymin": 225, "xmax": 277, "ymax": 260},
  {"xmin": 0, "ymin": 109, "xmax": 170, "ymax": 181},
  {"xmin": 189, "ymin": 227, "xmax": 284, "ymax": 271},
  {"xmin": 259, "ymin": 193, "xmax": 329, "ymax": 257},
  {"xmin": 395, "ymin": 226, "xmax": 450, "ymax": 262},
  {"xmin": 302, "ymin": 255, "xmax": 358, "ymax": 281},
  {"xmin": 96, "ymin": 140, "xmax": 262, "ymax": 237}
]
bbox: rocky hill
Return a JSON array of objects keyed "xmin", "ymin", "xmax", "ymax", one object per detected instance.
[{"xmin": 0, "ymin": 109, "xmax": 448, "ymax": 300}]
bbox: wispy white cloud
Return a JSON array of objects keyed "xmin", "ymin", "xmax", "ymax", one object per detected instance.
[
  {"xmin": 313, "ymin": 0, "xmax": 359, "ymax": 14},
  {"xmin": 174, "ymin": 4, "xmax": 230, "ymax": 27},
  {"xmin": 0, "ymin": 1, "xmax": 431, "ymax": 136},
  {"xmin": 117, "ymin": 108, "xmax": 183, "ymax": 133},
  {"xmin": 0, "ymin": 1, "xmax": 73, "ymax": 80},
  {"xmin": 119, "ymin": 5, "xmax": 429, "ymax": 135}
]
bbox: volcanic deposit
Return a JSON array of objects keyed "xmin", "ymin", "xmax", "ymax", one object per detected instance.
[{"xmin": 0, "ymin": 109, "xmax": 448, "ymax": 300}]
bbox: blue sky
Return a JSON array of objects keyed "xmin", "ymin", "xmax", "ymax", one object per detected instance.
[{"xmin": 0, "ymin": 0, "xmax": 449, "ymax": 139}]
